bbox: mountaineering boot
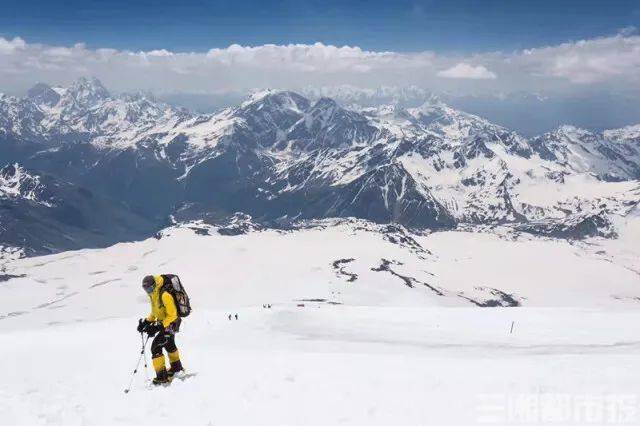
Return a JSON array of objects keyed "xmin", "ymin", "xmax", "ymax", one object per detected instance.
[
  {"xmin": 168, "ymin": 361, "xmax": 184, "ymax": 377},
  {"xmin": 167, "ymin": 350, "xmax": 184, "ymax": 377},
  {"xmin": 152, "ymin": 368, "xmax": 170, "ymax": 385},
  {"xmin": 152, "ymin": 355, "xmax": 170, "ymax": 385}
]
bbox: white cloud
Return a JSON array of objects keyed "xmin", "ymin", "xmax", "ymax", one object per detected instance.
[
  {"xmin": 0, "ymin": 37, "xmax": 26, "ymax": 54},
  {"xmin": 0, "ymin": 33, "xmax": 638, "ymax": 96},
  {"xmin": 437, "ymin": 63, "xmax": 497, "ymax": 80},
  {"xmin": 517, "ymin": 34, "xmax": 640, "ymax": 84},
  {"xmin": 144, "ymin": 49, "xmax": 174, "ymax": 57}
]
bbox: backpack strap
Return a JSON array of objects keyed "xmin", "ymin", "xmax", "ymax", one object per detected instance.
[
  {"xmin": 158, "ymin": 283, "xmax": 171, "ymax": 309},
  {"xmin": 157, "ymin": 275, "xmax": 172, "ymax": 308}
]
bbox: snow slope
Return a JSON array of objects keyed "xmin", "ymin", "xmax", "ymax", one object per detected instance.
[
  {"xmin": 3, "ymin": 307, "xmax": 640, "ymax": 425},
  {"xmin": 2, "ymin": 219, "xmax": 640, "ymax": 330},
  {"xmin": 2, "ymin": 220, "xmax": 640, "ymax": 425}
]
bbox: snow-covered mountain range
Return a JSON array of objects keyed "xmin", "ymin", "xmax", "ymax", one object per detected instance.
[{"xmin": 1, "ymin": 77, "xmax": 639, "ymax": 254}]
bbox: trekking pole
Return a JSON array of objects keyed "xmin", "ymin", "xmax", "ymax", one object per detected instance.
[
  {"xmin": 141, "ymin": 332, "xmax": 150, "ymax": 381},
  {"xmin": 124, "ymin": 332, "xmax": 150, "ymax": 394}
]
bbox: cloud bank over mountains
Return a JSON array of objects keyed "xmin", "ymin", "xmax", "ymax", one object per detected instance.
[
  {"xmin": 437, "ymin": 63, "xmax": 497, "ymax": 80},
  {"xmin": 0, "ymin": 30, "xmax": 638, "ymax": 97}
]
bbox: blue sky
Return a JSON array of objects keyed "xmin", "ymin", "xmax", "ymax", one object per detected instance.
[{"xmin": 3, "ymin": 0, "xmax": 639, "ymax": 52}]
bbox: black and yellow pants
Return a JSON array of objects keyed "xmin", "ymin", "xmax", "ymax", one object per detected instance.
[{"xmin": 151, "ymin": 330, "xmax": 182, "ymax": 375}]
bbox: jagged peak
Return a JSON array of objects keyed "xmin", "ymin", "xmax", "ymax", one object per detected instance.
[
  {"xmin": 27, "ymin": 82, "xmax": 61, "ymax": 107},
  {"xmin": 240, "ymin": 90, "xmax": 310, "ymax": 114},
  {"xmin": 408, "ymin": 97, "xmax": 494, "ymax": 130},
  {"xmin": 242, "ymin": 89, "xmax": 278, "ymax": 106},
  {"xmin": 358, "ymin": 104, "xmax": 416, "ymax": 126},
  {"xmin": 603, "ymin": 124, "xmax": 640, "ymax": 141},
  {"xmin": 23, "ymin": 77, "xmax": 109, "ymax": 106},
  {"xmin": 71, "ymin": 76, "xmax": 107, "ymax": 90},
  {"xmin": 550, "ymin": 125, "xmax": 596, "ymax": 140},
  {"xmin": 556, "ymin": 124, "xmax": 584, "ymax": 133},
  {"xmin": 66, "ymin": 76, "xmax": 110, "ymax": 103}
]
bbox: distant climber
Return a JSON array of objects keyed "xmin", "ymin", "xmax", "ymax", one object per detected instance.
[{"xmin": 137, "ymin": 274, "xmax": 191, "ymax": 385}]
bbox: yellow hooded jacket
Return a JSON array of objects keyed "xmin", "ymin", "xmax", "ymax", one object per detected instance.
[{"xmin": 146, "ymin": 275, "xmax": 179, "ymax": 329}]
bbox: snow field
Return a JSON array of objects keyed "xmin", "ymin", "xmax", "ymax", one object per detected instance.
[
  {"xmin": 2, "ymin": 220, "xmax": 640, "ymax": 425},
  {"xmin": 2, "ymin": 220, "xmax": 639, "ymax": 333},
  {"xmin": 2, "ymin": 306, "xmax": 640, "ymax": 425}
]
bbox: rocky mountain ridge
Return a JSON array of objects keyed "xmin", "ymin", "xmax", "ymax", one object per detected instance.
[{"xmin": 1, "ymin": 78, "xmax": 639, "ymax": 254}]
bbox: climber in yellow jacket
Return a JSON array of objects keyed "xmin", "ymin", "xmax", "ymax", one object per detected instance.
[{"xmin": 137, "ymin": 275, "xmax": 184, "ymax": 385}]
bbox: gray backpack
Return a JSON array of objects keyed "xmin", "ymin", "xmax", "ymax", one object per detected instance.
[{"xmin": 160, "ymin": 274, "xmax": 192, "ymax": 317}]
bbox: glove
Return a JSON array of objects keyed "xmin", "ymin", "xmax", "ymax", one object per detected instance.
[
  {"xmin": 137, "ymin": 318, "xmax": 149, "ymax": 333},
  {"xmin": 145, "ymin": 322, "xmax": 163, "ymax": 337}
]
